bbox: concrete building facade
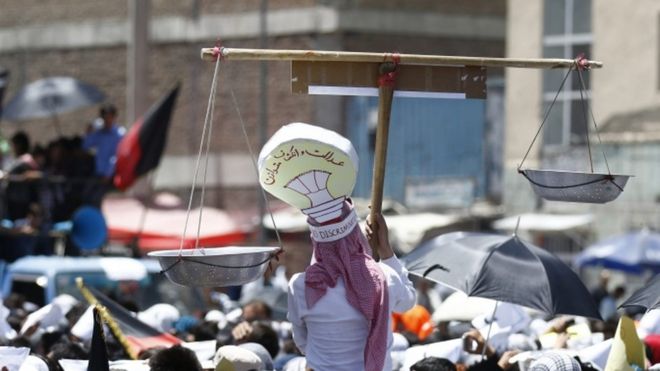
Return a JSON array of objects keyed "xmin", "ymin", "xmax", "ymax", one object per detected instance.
[
  {"xmin": 0, "ymin": 0, "xmax": 506, "ymax": 214},
  {"xmin": 505, "ymin": 0, "xmax": 660, "ymax": 238}
]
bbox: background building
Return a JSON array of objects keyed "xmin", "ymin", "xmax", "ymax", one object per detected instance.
[
  {"xmin": 0, "ymin": 0, "xmax": 506, "ymax": 216},
  {"xmin": 505, "ymin": 0, "xmax": 660, "ymax": 239}
]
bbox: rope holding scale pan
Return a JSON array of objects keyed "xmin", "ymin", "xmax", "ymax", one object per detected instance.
[
  {"xmin": 161, "ymin": 39, "xmax": 286, "ymax": 276},
  {"xmin": 176, "ymin": 47, "xmax": 222, "ymax": 256},
  {"xmin": 517, "ymin": 63, "xmax": 574, "ymax": 172},
  {"xmin": 228, "ymin": 87, "xmax": 285, "ymax": 265},
  {"xmin": 573, "ymin": 54, "xmax": 622, "ymax": 192},
  {"xmin": 518, "ymin": 54, "xmax": 610, "ymax": 174},
  {"xmin": 516, "ymin": 54, "xmax": 626, "ymax": 198}
]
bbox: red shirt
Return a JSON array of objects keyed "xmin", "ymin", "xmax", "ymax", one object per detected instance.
[{"xmin": 646, "ymin": 334, "xmax": 660, "ymax": 365}]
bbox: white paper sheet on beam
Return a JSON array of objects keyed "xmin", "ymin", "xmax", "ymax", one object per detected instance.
[{"xmin": 308, "ymin": 85, "xmax": 467, "ymax": 99}]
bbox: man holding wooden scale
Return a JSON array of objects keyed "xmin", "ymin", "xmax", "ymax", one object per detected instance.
[{"xmin": 202, "ymin": 46, "xmax": 603, "ymax": 371}]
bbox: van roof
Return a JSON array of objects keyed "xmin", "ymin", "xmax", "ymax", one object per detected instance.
[{"xmin": 9, "ymin": 256, "xmax": 161, "ymax": 277}]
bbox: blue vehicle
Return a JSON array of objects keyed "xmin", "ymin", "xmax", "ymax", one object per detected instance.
[{"xmin": 1, "ymin": 256, "xmax": 206, "ymax": 315}]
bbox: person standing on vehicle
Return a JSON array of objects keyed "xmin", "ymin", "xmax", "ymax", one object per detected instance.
[
  {"xmin": 84, "ymin": 104, "xmax": 124, "ymax": 180},
  {"xmin": 83, "ymin": 104, "xmax": 124, "ymax": 205}
]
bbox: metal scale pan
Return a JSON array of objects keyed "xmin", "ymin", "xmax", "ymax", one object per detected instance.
[
  {"xmin": 149, "ymin": 246, "xmax": 280, "ymax": 287},
  {"xmin": 147, "ymin": 56, "xmax": 281, "ymax": 288},
  {"xmin": 519, "ymin": 169, "xmax": 631, "ymax": 204},
  {"xmin": 518, "ymin": 60, "xmax": 631, "ymax": 204}
]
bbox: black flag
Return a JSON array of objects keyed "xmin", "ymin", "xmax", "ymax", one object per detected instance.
[
  {"xmin": 87, "ymin": 307, "xmax": 110, "ymax": 371},
  {"xmin": 113, "ymin": 84, "xmax": 180, "ymax": 190}
]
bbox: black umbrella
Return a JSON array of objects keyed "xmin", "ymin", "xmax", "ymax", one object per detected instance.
[
  {"xmin": 619, "ymin": 274, "xmax": 660, "ymax": 311},
  {"xmin": 402, "ymin": 231, "xmax": 602, "ymax": 320},
  {"xmin": 2, "ymin": 76, "xmax": 105, "ymax": 133}
]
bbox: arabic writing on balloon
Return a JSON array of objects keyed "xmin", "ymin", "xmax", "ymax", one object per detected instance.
[{"xmin": 263, "ymin": 145, "xmax": 345, "ymax": 185}]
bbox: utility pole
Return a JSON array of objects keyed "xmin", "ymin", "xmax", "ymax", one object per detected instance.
[
  {"xmin": 258, "ymin": 0, "xmax": 269, "ymax": 244},
  {"xmin": 127, "ymin": 0, "xmax": 150, "ymax": 124}
]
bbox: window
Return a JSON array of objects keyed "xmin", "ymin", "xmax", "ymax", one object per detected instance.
[{"xmin": 542, "ymin": 0, "xmax": 592, "ymax": 148}]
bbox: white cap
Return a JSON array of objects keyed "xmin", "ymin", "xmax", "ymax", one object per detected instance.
[
  {"xmin": 137, "ymin": 304, "xmax": 180, "ymax": 333},
  {"xmin": 239, "ymin": 343, "xmax": 273, "ymax": 371},
  {"xmin": 204, "ymin": 310, "xmax": 228, "ymax": 330},
  {"xmin": 70, "ymin": 305, "xmax": 94, "ymax": 342},
  {"xmin": 214, "ymin": 345, "xmax": 263, "ymax": 371},
  {"xmin": 52, "ymin": 294, "xmax": 78, "ymax": 314}
]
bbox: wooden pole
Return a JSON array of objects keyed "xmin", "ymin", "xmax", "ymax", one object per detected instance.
[
  {"xmin": 201, "ymin": 47, "xmax": 603, "ymax": 69},
  {"xmin": 369, "ymin": 63, "xmax": 396, "ymax": 261}
]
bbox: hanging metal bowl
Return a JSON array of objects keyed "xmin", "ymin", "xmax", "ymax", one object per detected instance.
[
  {"xmin": 148, "ymin": 246, "xmax": 280, "ymax": 287},
  {"xmin": 519, "ymin": 169, "xmax": 631, "ymax": 204}
]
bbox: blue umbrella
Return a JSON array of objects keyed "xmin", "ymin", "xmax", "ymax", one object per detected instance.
[{"xmin": 574, "ymin": 230, "xmax": 660, "ymax": 274}]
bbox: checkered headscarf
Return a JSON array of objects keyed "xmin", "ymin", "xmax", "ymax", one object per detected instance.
[
  {"xmin": 305, "ymin": 202, "xmax": 389, "ymax": 371},
  {"xmin": 529, "ymin": 352, "xmax": 581, "ymax": 371}
]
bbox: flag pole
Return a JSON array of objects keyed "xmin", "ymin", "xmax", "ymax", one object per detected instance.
[
  {"xmin": 76, "ymin": 277, "xmax": 139, "ymax": 360},
  {"xmin": 201, "ymin": 47, "xmax": 603, "ymax": 69}
]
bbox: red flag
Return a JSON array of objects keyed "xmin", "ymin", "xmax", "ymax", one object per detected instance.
[{"xmin": 114, "ymin": 85, "xmax": 179, "ymax": 190}]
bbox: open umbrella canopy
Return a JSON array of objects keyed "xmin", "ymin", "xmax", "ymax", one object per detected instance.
[
  {"xmin": 574, "ymin": 230, "xmax": 660, "ymax": 274},
  {"xmin": 402, "ymin": 231, "xmax": 601, "ymax": 319},
  {"xmin": 1, "ymin": 76, "xmax": 105, "ymax": 121},
  {"xmin": 619, "ymin": 274, "xmax": 660, "ymax": 311}
]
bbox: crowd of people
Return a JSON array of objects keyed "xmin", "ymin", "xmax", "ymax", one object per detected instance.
[
  {"xmin": 0, "ymin": 269, "xmax": 658, "ymax": 370},
  {"xmin": 0, "ymin": 104, "xmax": 124, "ymax": 260},
  {"xmin": 0, "ymin": 118, "xmax": 657, "ymax": 371}
]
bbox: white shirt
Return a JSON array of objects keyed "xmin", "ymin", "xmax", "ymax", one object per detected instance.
[
  {"xmin": 287, "ymin": 256, "xmax": 416, "ymax": 371},
  {"xmin": 638, "ymin": 308, "xmax": 660, "ymax": 338}
]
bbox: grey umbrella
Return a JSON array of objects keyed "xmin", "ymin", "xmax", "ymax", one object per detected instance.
[
  {"xmin": 402, "ymin": 231, "xmax": 602, "ymax": 320},
  {"xmin": 619, "ymin": 274, "xmax": 660, "ymax": 311},
  {"xmin": 2, "ymin": 76, "xmax": 105, "ymax": 133}
]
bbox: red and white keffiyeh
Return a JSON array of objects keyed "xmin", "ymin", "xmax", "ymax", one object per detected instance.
[{"xmin": 304, "ymin": 201, "xmax": 389, "ymax": 371}]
